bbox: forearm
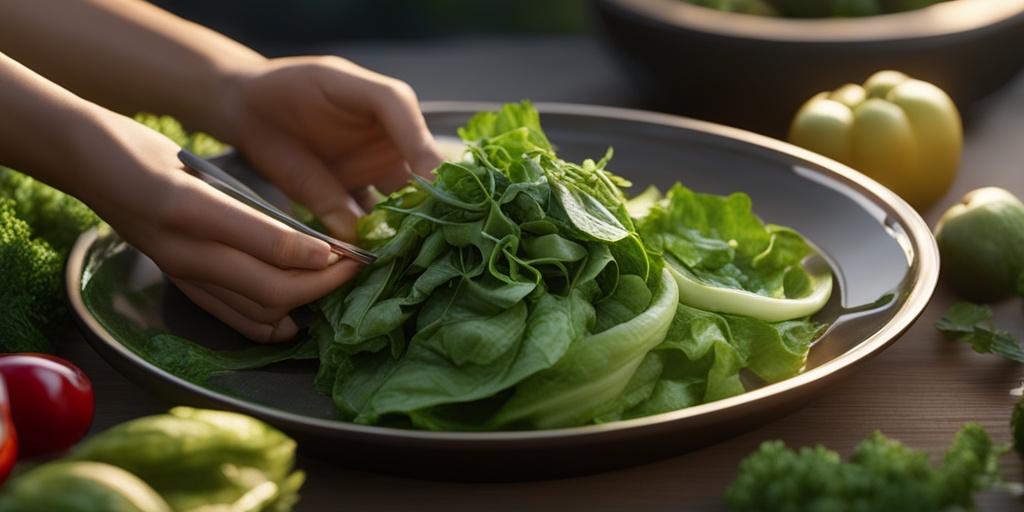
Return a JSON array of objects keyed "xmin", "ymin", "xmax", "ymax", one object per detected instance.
[
  {"xmin": 0, "ymin": 49, "xmax": 183, "ymax": 219},
  {"xmin": 0, "ymin": 0, "xmax": 265, "ymax": 138},
  {"xmin": 0, "ymin": 50, "xmax": 102, "ymax": 192}
]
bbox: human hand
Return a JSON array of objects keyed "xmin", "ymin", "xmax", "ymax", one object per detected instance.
[
  {"xmin": 79, "ymin": 113, "xmax": 362, "ymax": 343},
  {"xmin": 213, "ymin": 55, "xmax": 445, "ymax": 242}
]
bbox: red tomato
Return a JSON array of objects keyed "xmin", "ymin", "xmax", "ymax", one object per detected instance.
[
  {"xmin": 0, "ymin": 373, "xmax": 16, "ymax": 483},
  {"xmin": 0, "ymin": 353, "xmax": 94, "ymax": 459}
]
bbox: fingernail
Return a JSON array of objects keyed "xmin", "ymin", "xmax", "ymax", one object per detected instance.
[{"xmin": 327, "ymin": 252, "xmax": 341, "ymax": 265}]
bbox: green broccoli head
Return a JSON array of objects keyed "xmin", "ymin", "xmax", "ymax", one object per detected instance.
[
  {"xmin": 0, "ymin": 197, "xmax": 67, "ymax": 353},
  {"xmin": 0, "ymin": 165, "xmax": 104, "ymax": 354},
  {"xmin": 723, "ymin": 423, "xmax": 1005, "ymax": 512},
  {"xmin": 0, "ymin": 167, "xmax": 101, "ymax": 252}
]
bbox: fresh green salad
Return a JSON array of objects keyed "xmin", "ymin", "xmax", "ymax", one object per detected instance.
[{"xmin": 305, "ymin": 101, "xmax": 831, "ymax": 430}]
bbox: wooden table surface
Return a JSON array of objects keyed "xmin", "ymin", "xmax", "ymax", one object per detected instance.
[{"xmin": 56, "ymin": 35, "xmax": 1024, "ymax": 511}]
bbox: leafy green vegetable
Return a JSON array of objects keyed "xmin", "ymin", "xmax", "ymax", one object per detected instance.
[
  {"xmin": 0, "ymin": 461, "xmax": 173, "ymax": 512},
  {"xmin": 66, "ymin": 407, "xmax": 304, "ymax": 512},
  {"xmin": 308, "ymin": 101, "xmax": 827, "ymax": 430},
  {"xmin": 635, "ymin": 183, "xmax": 832, "ymax": 321},
  {"xmin": 934, "ymin": 302, "xmax": 1024, "ymax": 363},
  {"xmin": 141, "ymin": 334, "xmax": 318, "ymax": 385},
  {"xmin": 724, "ymin": 423, "xmax": 1007, "ymax": 511},
  {"xmin": 0, "ymin": 194, "xmax": 96, "ymax": 353},
  {"xmin": 0, "ymin": 167, "xmax": 101, "ymax": 255}
]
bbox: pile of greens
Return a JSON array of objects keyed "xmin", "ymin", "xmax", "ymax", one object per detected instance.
[{"xmin": 307, "ymin": 101, "xmax": 828, "ymax": 430}]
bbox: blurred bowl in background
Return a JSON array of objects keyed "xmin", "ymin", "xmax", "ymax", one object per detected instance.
[{"xmin": 591, "ymin": 0, "xmax": 1024, "ymax": 138}]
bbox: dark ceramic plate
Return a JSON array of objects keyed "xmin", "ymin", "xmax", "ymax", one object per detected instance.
[{"xmin": 66, "ymin": 102, "xmax": 938, "ymax": 482}]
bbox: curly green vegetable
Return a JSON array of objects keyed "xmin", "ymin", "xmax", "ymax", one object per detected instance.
[
  {"xmin": 724, "ymin": 423, "xmax": 1007, "ymax": 511},
  {"xmin": 0, "ymin": 195, "xmax": 88, "ymax": 353}
]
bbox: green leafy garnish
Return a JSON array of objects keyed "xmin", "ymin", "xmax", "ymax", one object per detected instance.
[
  {"xmin": 935, "ymin": 302, "xmax": 1024, "ymax": 363},
  {"xmin": 724, "ymin": 423, "xmax": 1008, "ymax": 511}
]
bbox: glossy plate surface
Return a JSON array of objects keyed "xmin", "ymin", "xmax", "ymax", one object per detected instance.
[{"xmin": 66, "ymin": 102, "xmax": 938, "ymax": 481}]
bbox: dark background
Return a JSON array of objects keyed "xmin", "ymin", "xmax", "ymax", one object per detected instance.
[{"xmin": 150, "ymin": 0, "xmax": 593, "ymax": 55}]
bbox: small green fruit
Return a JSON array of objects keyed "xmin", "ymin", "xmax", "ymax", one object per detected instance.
[
  {"xmin": 0, "ymin": 461, "xmax": 171, "ymax": 512},
  {"xmin": 934, "ymin": 187, "xmax": 1024, "ymax": 302}
]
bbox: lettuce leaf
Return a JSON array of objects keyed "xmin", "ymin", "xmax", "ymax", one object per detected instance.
[{"xmin": 307, "ymin": 101, "xmax": 827, "ymax": 430}]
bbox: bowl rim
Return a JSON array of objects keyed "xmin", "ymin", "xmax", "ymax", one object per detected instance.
[{"xmin": 597, "ymin": 0, "xmax": 1024, "ymax": 42}]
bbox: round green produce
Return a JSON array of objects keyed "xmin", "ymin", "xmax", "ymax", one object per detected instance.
[
  {"xmin": 934, "ymin": 187, "xmax": 1024, "ymax": 302},
  {"xmin": 0, "ymin": 461, "xmax": 171, "ymax": 512}
]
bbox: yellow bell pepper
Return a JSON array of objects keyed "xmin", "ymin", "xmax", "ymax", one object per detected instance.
[{"xmin": 787, "ymin": 70, "xmax": 962, "ymax": 210}]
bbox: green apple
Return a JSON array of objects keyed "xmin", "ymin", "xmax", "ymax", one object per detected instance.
[{"xmin": 934, "ymin": 187, "xmax": 1024, "ymax": 302}]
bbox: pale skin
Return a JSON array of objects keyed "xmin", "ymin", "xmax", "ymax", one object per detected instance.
[{"xmin": 0, "ymin": 0, "xmax": 444, "ymax": 343}]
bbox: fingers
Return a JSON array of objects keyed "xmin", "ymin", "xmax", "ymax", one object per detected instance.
[
  {"xmin": 168, "ymin": 178, "xmax": 340, "ymax": 269},
  {"xmin": 315, "ymin": 58, "xmax": 443, "ymax": 179},
  {"xmin": 167, "ymin": 249, "xmax": 363, "ymax": 344},
  {"xmin": 208, "ymin": 192, "xmax": 345, "ymax": 269},
  {"xmin": 242, "ymin": 136, "xmax": 366, "ymax": 242},
  {"xmin": 171, "ymin": 277, "xmax": 299, "ymax": 343},
  {"xmin": 149, "ymin": 183, "xmax": 365, "ymax": 344},
  {"xmin": 162, "ymin": 234, "xmax": 361, "ymax": 311},
  {"xmin": 365, "ymin": 79, "xmax": 444, "ymax": 179}
]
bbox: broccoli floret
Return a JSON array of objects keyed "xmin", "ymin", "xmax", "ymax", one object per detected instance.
[
  {"xmin": 0, "ymin": 197, "xmax": 70, "ymax": 353},
  {"xmin": 0, "ymin": 167, "xmax": 103, "ymax": 353},
  {"xmin": 0, "ymin": 167, "xmax": 101, "ymax": 252},
  {"xmin": 723, "ymin": 423, "xmax": 1006, "ymax": 512}
]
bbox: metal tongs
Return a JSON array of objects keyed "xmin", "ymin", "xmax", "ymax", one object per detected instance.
[{"xmin": 178, "ymin": 149, "xmax": 377, "ymax": 264}]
